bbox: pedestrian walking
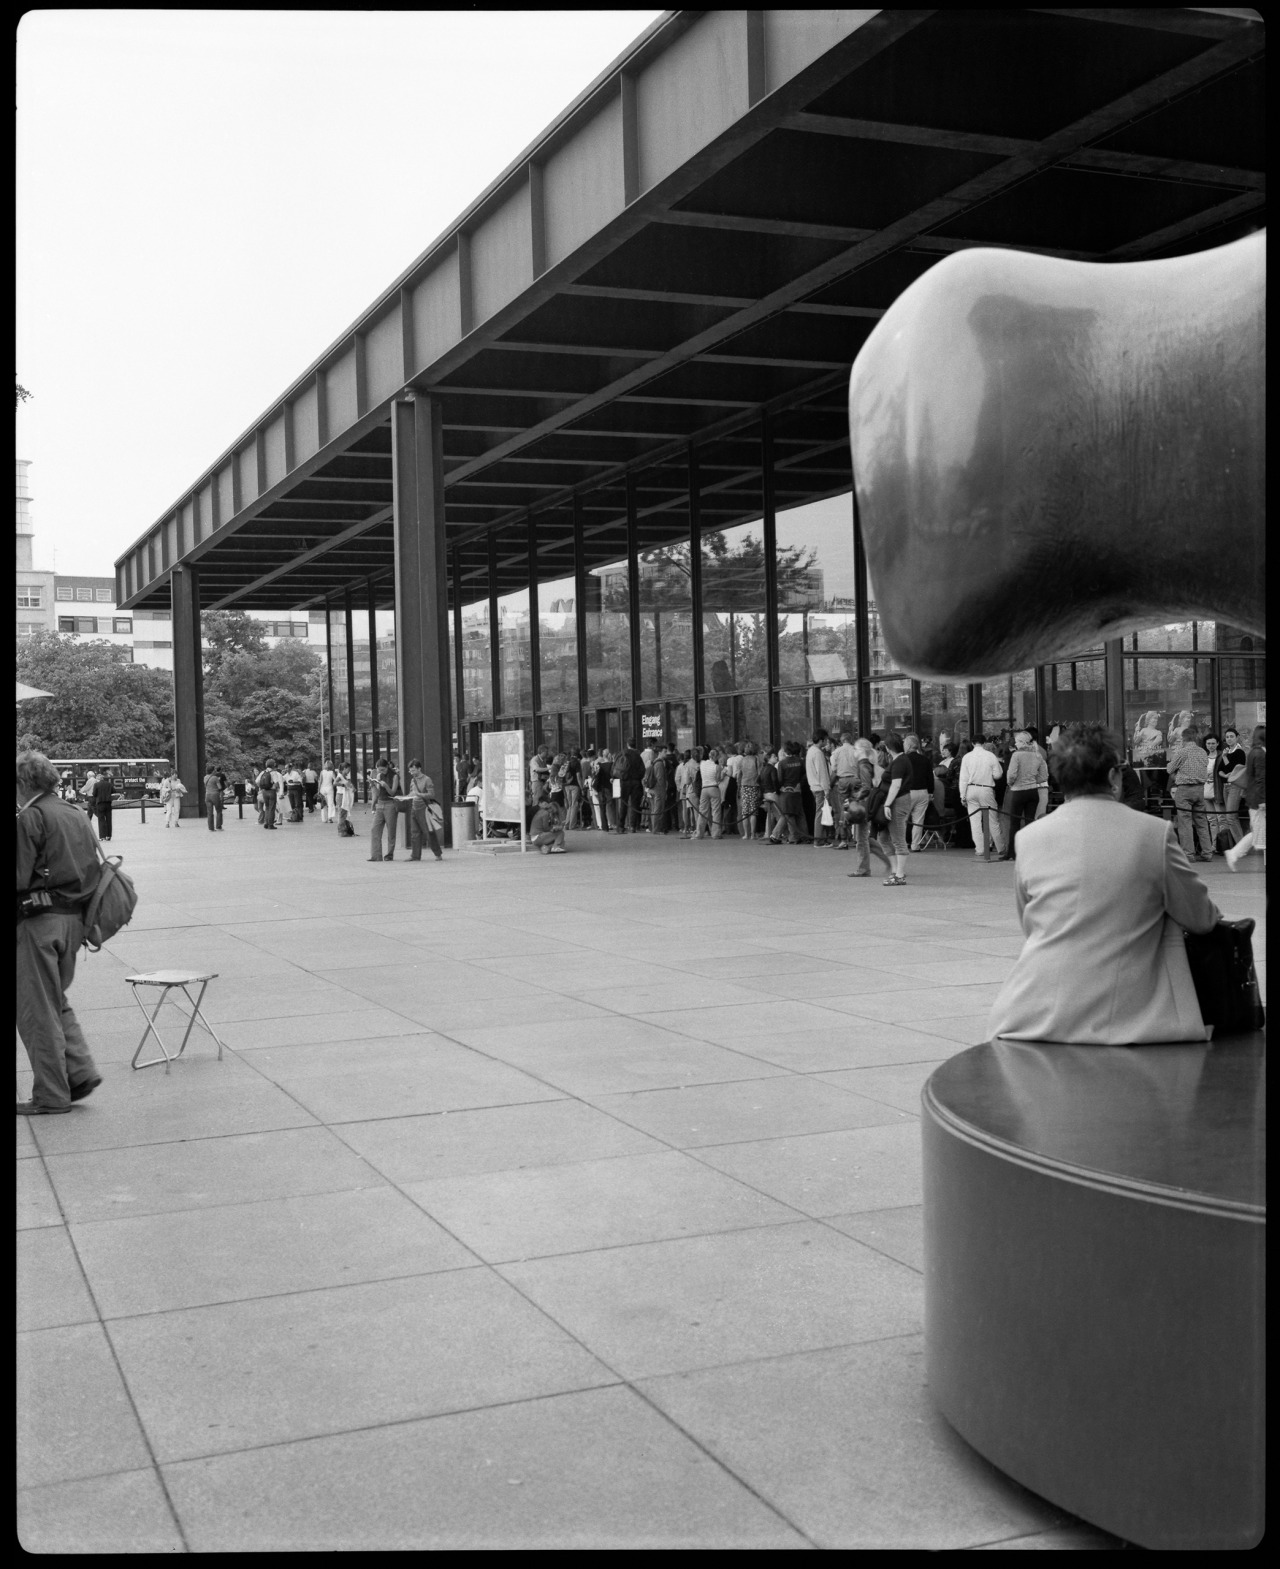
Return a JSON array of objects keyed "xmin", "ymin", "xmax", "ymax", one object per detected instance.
[
  {"xmin": 16, "ymin": 751, "xmax": 104, "ymax": 1114},
  {"xmin": 318, "ymin": 759, "xmax": 336, "ymax": 822},
  {"xmin": 303, "ymin": 763, "xmax": 319, "ymax": 814}
]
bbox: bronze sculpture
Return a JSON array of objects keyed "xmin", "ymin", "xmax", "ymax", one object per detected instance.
[{"xmin": 848, "ymin": 231, "xmax": 1265, "ymax": 679}]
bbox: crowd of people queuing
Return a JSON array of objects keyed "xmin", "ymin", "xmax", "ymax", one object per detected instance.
[{"xmin": 450, "ymin": 718, "xmax": 1265, "ymax": 881}]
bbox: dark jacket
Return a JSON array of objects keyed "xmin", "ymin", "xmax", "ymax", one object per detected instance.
[
  {"xmin": 17, "ymin": 793, "xmax": 100, "ymax": 910},
  {"xmin": 1243, "ymin": 746, "xmax": 1266, "ymax": 810}
]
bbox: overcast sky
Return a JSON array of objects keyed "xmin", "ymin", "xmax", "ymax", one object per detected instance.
[{"xmin": 16, "ymin": 9, "xmax": 663, "ymax": 579}]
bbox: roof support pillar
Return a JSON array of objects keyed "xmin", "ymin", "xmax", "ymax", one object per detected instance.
[
  {"xmin": 451, "ymin": 546, "xmax": 465, "ymax": 761},
  {"xmin": 170, "ymin": 564, "xmax": 206, "ymax": 818},
  {"xmin": 1104, "ymin": 638, "xmax": 1126, "ymax": 736},
  {"xmin": 852, "ymin": 485, "xmax": 872, "ymax": 741},
  {"xmin": 392, "ymin": 394, "xmax": 454, "ymax": 839},
  {"xmin": 573, "ymin": 495, "xmax": 588, "ymax": 730},
  {"xmin": 688, "ymin": 446, "xmax": 705, "ymax": 747},
  {"xmin": 626, "ymin": 474, "xmax": 641, "ymax": 732},
  {"xmin": 762, "ymin": 415, "xmax": 780, "ymax": 742}
]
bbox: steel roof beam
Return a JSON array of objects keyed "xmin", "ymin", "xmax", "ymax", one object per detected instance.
[
  {"xmin": 206, "ymin": 508, "xmax": 392, "ymax": 611},
  {"xmin": 441, "ymin": 26, "xmax": 1263, "ymax": 492}
]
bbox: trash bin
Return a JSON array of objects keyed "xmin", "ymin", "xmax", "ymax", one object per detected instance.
[{"xmin": 452, "ymin": 801, "xmax": 477, "ymax": 844}]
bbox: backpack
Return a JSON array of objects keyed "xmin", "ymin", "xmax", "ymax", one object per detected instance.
[
  {"xmin": 82, "ymin": 844, "xmax": 139, "ymax": 952},
  {"xmin": 257, "ymin": 770, "xmax": 274, "ymax": 791}
]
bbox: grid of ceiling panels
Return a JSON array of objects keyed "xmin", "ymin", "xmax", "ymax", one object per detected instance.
[{"xmin": 126, "ymin": 9, "xmax": 1264, "ymax": 615}]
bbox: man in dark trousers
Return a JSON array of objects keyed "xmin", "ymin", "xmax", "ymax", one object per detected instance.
[
  {"xmin": 368, "ymin": 757, "xmax": 402, "ymax": 861},
  {"xmin": 618, "ymin": 742, "xmax": 646, "ymax": 833},
  {"xmin": 89, "ymin": 768, "xmax": 115, "ymax": 842},
  {"xmin": 203, "ymin": 765, "xmax": 224, "ymax": 832},
  {"xmin": 16, "ymin": 751, "xmax": 103, "ymax": 1114}
]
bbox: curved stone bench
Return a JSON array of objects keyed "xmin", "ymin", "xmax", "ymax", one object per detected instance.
[{"xmin": 922, "ymin": 1033, "xmax": 1265, "ymax": 1550}]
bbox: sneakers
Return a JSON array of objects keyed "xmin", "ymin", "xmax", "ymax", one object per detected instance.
[{"xmin": 549, "ymin": 846, "xmax": 567, "ymax": 854}]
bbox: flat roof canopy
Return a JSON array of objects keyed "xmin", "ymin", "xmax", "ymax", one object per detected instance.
[{"xmin": 115, "ymin": 7, "xmax": 1265, "ymax": 615}]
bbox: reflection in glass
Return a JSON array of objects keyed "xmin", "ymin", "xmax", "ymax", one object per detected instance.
[
  {"xmin": 778, "ymin": 688, "xmax": 813, "ymax": 747},
  {"xmin": 638, "ymin": 538, "xmax": 694, "ymax": 702},
  {"xmin": 1046, "ymin": 660, "xmax": 1106, "ymax": 728},
  {"xmin": 537, "ymin": 573, "xmax": 578, "ymax": 713},
  {"xmin": 819, "ymin": 684, "xmax": 858, "ymax": 739},
  {"xmin": 497, "ymin": 586, "xmax": 532, "ymax": 716},
  {"xmin": 329, "ymin": 607, "xmax": 348, "ymax": 733},
  {"xmin": 585, "ymin": 557, "xmax": 630, "ymax": 706},
  {"xmin": 776, "ymin": 496, "xmax": 857, "ymax": 688},
  {"xmin": 919, "ymin": 682, "xmax": 969, "ymax": 750},
  {"xmin": 979, "ymin": 670, "xmax": 1035, "ymax": 739},
  {"xmin": 703, "ymin": 690, "xmax": 770, "ymax": 750},
  {"xmin": 870, "ymin": 678, "xmax": 912, "ymax": 737},
  {"xmin": 375, "ymin": 610, "xmax": 397, "ymax": 734},
  {"xmin": 1218, "ymin": 658, "xmax": 1265, "ymax": 740},
  {"xmin": 460, "ymin": 595, "xmax": 492, "ymax": 720},
  {"xmin": 702, "ymin": 520, "xmax": 768, "ymax": 696},
  {"xmin": 1124, "ymin": 657, "xmax": 1214, "ymax": 767}
]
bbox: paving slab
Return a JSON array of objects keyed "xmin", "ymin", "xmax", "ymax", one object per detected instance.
[
  {"xmin": 638, "ymin": 1337, "xmax": 1072, "ymax": 1550},
  {"xmin": 72, "ymin": 1185, "xmax": 480, "ymax": 1317},
  {"xmin": 42, "ymin": 1123, "xmax": 380, "ymax": 1224},
  {"xmin": 17, "ymin": 1322, "xmax": 154, "ymax": 1487},
  {"xmin": 501, "ymin": 1222, "xmax": 922, "ymax": 1380},
  {"xmin": 587, "ymin": 1075, "xmax": 906, "ymax": 1149},
  {"xmin": 823, "ymin": 1205, "xmax": 925, "ymax": 1273},
  {"xmin": 815, "ymin": 1060, "xmax": 944, "ymax": 1116},
  {"xmin": 17, "ymin": 1157, "xmax": 64, "ymax": 1229},
  {"xmin": 695, "ymin": 1122, "xmax": 923, "ymax": 1217},
  {"xmin": 405, "ymin": 1149, "xmax": 798, "ymax": 1262},
  {"xmin": 17, "ymin": 1467, "xmax": 186, "ymax": 1554},
  {"xmin": 335, "ymin": 1098, "xmax": 664, "ymax": 1184},
  {"xmin": 162, "ymin": 1385, "xmax": 809, "ymax": 1551},
  {"xmin": 16, "ymin": 1225, "xmax": 99, "ymax": 1331},
  {"xmin": 107, "ymin": 1270, "xmax": 616, "ymax": 1462}
]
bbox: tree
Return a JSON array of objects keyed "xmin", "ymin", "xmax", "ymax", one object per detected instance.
[
  {"xmin": 201, "ymin": 609, "xmax": 267, "ymax": 680},
  {"xmin": 16, "ymin": 632, "xmax": 173, "ymax": 758}
]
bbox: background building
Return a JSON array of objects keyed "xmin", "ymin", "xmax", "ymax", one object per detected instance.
[{"xmin": 17, "ymin": 459, "xmax": 327, "ymax": 671}]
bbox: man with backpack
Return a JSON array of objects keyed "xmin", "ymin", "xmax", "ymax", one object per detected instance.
[
  {"xmin": 257, "ymin": 760, "xmax": 281, "ymax": 829},
  {"xmin": 618, "ymin": 742, "xmax": 646, "ymax": 833},
  {"xmin": 16, "ymin": 751, "xmax": 104, "ymax": 1114}
]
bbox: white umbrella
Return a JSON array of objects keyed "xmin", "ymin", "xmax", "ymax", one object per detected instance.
[{"xmin": 16, "ymin": 682, "xmax": 54, "ymax": 701}]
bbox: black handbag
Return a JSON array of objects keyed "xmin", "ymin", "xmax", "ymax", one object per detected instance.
[
  {"xmin": 1184, "ymin": 918, "xmax": 1265, "ymax": 1035},
  {"xmin": 865, "ymin": 781, "xmax": 890, "ymax": 828}
]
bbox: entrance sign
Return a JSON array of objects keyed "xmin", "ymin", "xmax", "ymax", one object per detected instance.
[
  {"xmin": 639, "ymin": 707, "xmax": 664, "ymax": 745},
  {"xmin": 481, "ymin": 731, "xmax": 527, "ymax": 852}
]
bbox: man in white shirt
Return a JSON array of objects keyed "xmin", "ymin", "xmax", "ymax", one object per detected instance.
[
  {"xmin": 805, "ymin": 729, "xmax": 835, "ymax": 846},
  {"xmin": 829, "ymin": 731, "xmax": 860, "ymax": 849},
  {"xmin": 958, "ymin": 735, "xmax": 1005, "ymax": 857}
]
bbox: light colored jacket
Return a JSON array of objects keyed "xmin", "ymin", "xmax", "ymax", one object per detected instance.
[
  {"xmin": 987, "ymin": 796, "xmax": 1219, "ymax": 1045},
  {"xmin": 805, "ymin": 744, "xmax": 831, "ymax": 792}
]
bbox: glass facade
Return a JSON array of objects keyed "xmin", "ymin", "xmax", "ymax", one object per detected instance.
[{"xmin": 327, "ymin": 446, "xmax": 1262, "ymax": 789}]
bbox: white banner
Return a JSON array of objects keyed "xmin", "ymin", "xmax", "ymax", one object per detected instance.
[{"xmin": 481, "ymin": 730, "xmax": 527, "ymax": 851}]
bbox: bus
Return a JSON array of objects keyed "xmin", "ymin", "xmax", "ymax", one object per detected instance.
[{"xmin": 48, "ymin": 759, "xmax": 170, "ymax": 803}]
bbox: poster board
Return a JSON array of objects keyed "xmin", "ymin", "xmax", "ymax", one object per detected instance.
[{"xmin": 481, "ymin": 730, "xmax": 527, "ymax": 852}]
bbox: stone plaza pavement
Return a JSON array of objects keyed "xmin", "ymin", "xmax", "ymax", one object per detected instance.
[{"xmin": 17, "ymin": 802, "xmax": 1266, "ymax": 1551}]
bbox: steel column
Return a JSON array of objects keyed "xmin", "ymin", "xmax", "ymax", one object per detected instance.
[
  {"xmin": 852, "ymin": 486, "xmax": 872, "ymax": 741},
  {"xmin": 344, "ymin": 587, "xmax": 357, "ymax": 791},
  {"xmin": 762, "ymin": 415, "xmax": 780, "ymax": 741},
  {"xmin": 626, "ymin": 474, "xmax": 641, "ymax": 737},
  {"xmin": 367, "ymin": 578, "xmax": 379, "ymax": 741},
  {"xmin": 392, "ymin": 394, "xmax": 454, "ymax": 839},
  {"xmin": 1105, "ymin": 638, "xmax": 1126, "ymax": 739},
  {"xmin": 573, "ymin": 495, "xmax": 588, "ymax": 735},
  {"xmin": 170, "ymin": 564, "xmax": 206, "ymax": 818},
  {"xmin": 488, "ymin": 532, "xmax": 502, "ymax": 721},
  {"xmin": 324, "ymin": 601, "xmax": 336, "ymax": 761},
  {"xmin": 452, "ymin": 546, "xmax": 465, "ymax": 763},
  {"xmin": 688, "ymin": 446, "xmax": 705, "ymax": 746},
  {"xmin": 527, "ymin": 513, "xmax": 542, "ymax": 727}
]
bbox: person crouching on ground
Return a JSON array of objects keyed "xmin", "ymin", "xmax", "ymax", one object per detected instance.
[
  {"xmin": 407, "ymin": 759, "xmax": 444, "ymax": 862},
  {"xmin": 16, "ymin": 750, "xmax": 103, "ymax": 1114},
  {"xmin": 530, "ymin": 790, "xmax": 567, "ymax": 853}
]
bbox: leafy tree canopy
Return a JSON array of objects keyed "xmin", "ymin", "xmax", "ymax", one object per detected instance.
[
  {"xmin": 201, "ymin": 609, "xmax": 267, "ymax": 679},
  {"xmin": 16, "ymin": 631, "xmax": 173, "ymax": 760}
]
